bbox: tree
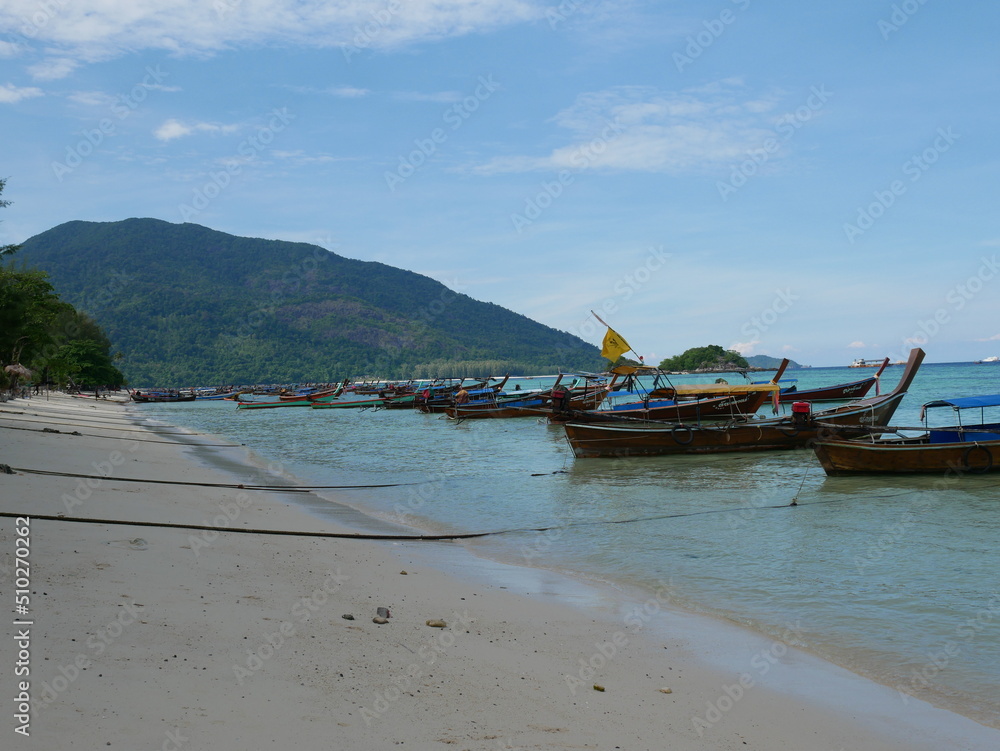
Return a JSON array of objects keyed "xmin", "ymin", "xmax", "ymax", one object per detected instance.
[
  {"xmin": 49, "ymin": 339, "xmax": 125, "ymax": 388},
  {"xmin": 658, "ymin": 345, "xmax": 749, "ymax": 371},
  {"xmin": 0, "ymin": 178, "xmax": 20, "ymax": 258}
]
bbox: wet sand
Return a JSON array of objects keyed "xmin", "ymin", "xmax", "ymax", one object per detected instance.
[{"xmin": 1, "ymin": 392, "xmax": 998, "ymax": 750}]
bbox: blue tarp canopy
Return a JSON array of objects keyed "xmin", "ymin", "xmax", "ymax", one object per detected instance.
[{"xmin": 922, "ymin": 395, "xmax": 1000, "ymax": 410}]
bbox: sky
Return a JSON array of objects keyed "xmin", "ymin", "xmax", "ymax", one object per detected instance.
[{"xmin": 1, "ymin": 0, "xmax": 999, "ymax": 367}]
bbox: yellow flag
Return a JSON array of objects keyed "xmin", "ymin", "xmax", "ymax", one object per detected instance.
[{"xmin": 601, "ymin": 327, "xmax": 631, "ymax": 361}]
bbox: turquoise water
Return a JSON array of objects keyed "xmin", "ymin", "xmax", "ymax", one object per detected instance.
[{"xmin": 140, "ymin": 361, "xmax": 1000, "ymax": 726}]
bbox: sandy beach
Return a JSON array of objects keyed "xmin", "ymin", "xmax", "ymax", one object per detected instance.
[{"xmin": 2, "ymin": 392, "xmax": 999, "ymax": 750}]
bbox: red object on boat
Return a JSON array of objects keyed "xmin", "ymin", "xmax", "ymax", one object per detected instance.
[{"xmin": 791, "ymin": 401, "xmax": 812, "ymax": 415}]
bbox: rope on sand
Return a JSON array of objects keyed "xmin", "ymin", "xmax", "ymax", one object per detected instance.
[
  {"xmin": 4, "ymin": 465, "xmax": 426, "ymax": 491},
  {"xmin": 0, "ymin": 423, "xmax": 241, "ymax": 446},
  {"xmin": 0, "ymin": 498, "xmax": 829, "ymax": 543},
  {"xmin": 0, "ymin": 510, "xmax": 492, "ymax": 541}
]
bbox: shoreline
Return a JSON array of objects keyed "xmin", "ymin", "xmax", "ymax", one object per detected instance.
[{"xmin": 1, "ymin": 392, "xmax": 998, "ymax": 749}]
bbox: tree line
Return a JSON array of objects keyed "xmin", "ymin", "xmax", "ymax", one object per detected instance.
[{"xmin": 1, "ymin": 179, "xmax": 124, "ymax": 392}]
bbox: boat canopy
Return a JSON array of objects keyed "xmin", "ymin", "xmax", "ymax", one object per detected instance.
[{"xmin": 922, "ymin": 395, "xmax": 1000, "ymax": 411}]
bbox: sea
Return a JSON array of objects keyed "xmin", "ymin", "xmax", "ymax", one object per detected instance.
[{"xmin": 136, "ymin": 359, "xmax": 1000, "ymax": 727}]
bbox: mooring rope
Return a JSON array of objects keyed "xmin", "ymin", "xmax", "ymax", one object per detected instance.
[
  {"xmin": 0, "ymin": 423, "xmax": 240, "ymax": 446},
  {"xmin": 5, "ymin": 465, "xmax": 426, "ymax": 491},
  {"xmin": 0, "ymin": 497, "xmax": 827, "ymax": 542}
]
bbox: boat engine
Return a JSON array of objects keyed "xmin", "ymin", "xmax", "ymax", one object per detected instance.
[
  {"xmin": 791, "ymin": 400, "xmax": 812, "ymax": 427},
  {"xmin": 551, "ymin": 388, "xmax": 570, "ymax": 412}
]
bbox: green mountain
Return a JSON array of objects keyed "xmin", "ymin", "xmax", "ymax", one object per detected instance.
[
  {"xmin": 746, "ymin": 354, "xmax": 804, "ymax": 369},
  {"xmin": 15, "ymin": 218, "xmax": 604, "ymax": 385}
]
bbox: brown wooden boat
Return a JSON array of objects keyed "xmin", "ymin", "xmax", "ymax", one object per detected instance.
[
  {"xmin": 444, "ymin": 375, "xmax": 607, "ymax": 419},
  {"xmin": 551, "ymin": 360, "xmax": 788, "ymax": 424},
  {"xmin": 777, "ymin": 358, "xmax": 889, "ymax": 403},
  {"xmin": 419, "ymin": 375, "xmax": 510, "ymax": 413},
  {"xmin": 813, "ymin": 388, "xmax": 1000, "ymax": 475},
  {"xmin": 277, "ymin": 379, "xmax": 348, "ymax": 401},
  {"xmin": 812, "ymin": 434, "xmax": 1000, "ymax": 475},
  {"xmin": 562, "ymin": 349, "xmax": 923, "ymax": 458}
]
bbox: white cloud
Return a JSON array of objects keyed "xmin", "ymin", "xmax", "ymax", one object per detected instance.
[
  {"xmin": 68, "ymin": 90, "xmax": 116, "ymax": 107},
  {"xmin": 154, "ymin": 118, "xmax": 241, "ymax": 140},
  {"xmin": 27, "ymin": 57, "xmax": 78, "ymax": 80},
  {"xmin": 0, "ymin": 83, "xmax": 43, "ymax": 104},
  {"xmin": 975, "ymin": 333, "xmax": 1000, "ymax": 341},
  {"xmin": 473, "ymin": 82, "xmax": 785, "ymax": 175},
  {"xmin": 327, "ymin": 86, "xmax": 369, "ymax": 98},
  {"xmin": 0, "ymin": 1, "xmax": 541, "ymax": 67},
  {"xmin": 0, "ymin": 40, "xmax": 21, "ymax": 57},
  {"xmin": 154, "ymin": 119, "xmax": 193, "ymax": 141},
  {"xmin": 848, "ymin": 341, "xmax": 866, "ymax": 348},
  {"xmin": 730, "ymin": 339, "xmax": 761, "ymax": 355}
]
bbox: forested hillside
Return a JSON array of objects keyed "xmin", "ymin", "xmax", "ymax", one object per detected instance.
[{"xmin": 17, "ymin": 218, "xmax": 603, "ymax": 384}]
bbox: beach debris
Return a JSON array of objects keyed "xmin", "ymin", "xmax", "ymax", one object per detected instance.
[
  {"xmin": 43, "ymin": 427, "xmax": 60, "ymax": 433},
  {"xmin": 376, "ymin": 606, "xmax": 391, "ymax": 619},
  {"xmin": 129, "ymin": 538, "xmax": 148, "ymax": 550},
  {"xmin": 400, "ymin": 570, "xmax": 408, "ymax": 575},
  {"xmin": 425, "ymin": 619, "xmax": 447, "ymax": 628},
  {"xmin": 593, "ymin": 684, "xmax": 605, "ymax": 692},
  {"xmin": 341, "ymin": 614, "xmax": 355, "ymax": 620},
  {"xmin": 372, "ymin": 616, "xmax": 389, "ymax": 625},
  {"xmin": 0, "ymin": 464, "xmax": 14, "ymax": 474},
  {"xmin": 658, "ymin": 687, "xmax": 673, "ymax": 694}
]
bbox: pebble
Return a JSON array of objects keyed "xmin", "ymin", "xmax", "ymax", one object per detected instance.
[
  {"xmin": 658, "ymin": 687, "xmax": 673, "ymax": 694},
  {"xmin": 376, "ymin": 607, "xmax": 390, "ymax": 619},
  {"xmin": 425, "ymin": 619, "xmax": 447, "ymax": 628},
  {"xmin": 593, "ymin": 684, "xmax": 605, "ymax": 692},
  {"xmin": 341, "ymin": 614, "xmax": 354, "ymax": 620},
  {"xmin": 400, "ymin": 570, "xmax": 408, "ymax": 575},
  {"xmin": 372, "ymin": 616, "xmax": 389, "ymax": 624}
]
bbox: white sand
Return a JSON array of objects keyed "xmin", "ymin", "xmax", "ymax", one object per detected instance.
[{"xmin": 1, "ymin": 392, "xmax": 998, "ymax": 750}]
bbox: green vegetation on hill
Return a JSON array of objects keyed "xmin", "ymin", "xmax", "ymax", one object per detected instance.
[
  {"xmin": 658, "ymin": 345, "xmax": 749, "ymax": 371},
  {"xmin": 16, "ymin": 218, "xmax": 605, "ymax": 385}
]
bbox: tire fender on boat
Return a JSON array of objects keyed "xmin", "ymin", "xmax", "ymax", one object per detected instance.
[
  {"xmin": 671, "ymin": 425, "xmax": 694, "ymax": 445},
  {"xmin": 962, "ymin": 444, "xmax": 994, "ymax": 473}
]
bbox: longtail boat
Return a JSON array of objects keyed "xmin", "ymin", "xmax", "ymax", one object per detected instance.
[
  {"xmin": 236, "ymin": 397, "xmax": 315, "ymax": 409},
  {"xmin": 776, "ymin": 358, "xmax": 889, "ymax": 403},
  {"xmin": 552, "ymin": 361, "xmax": 788, "ymax": 424},
  {"xmin": 309, "ymin": 395, "xmax": 385, "ymax": 409},
  {"xmin": 419, "ymin": 375, "xmax": 510, "ymax": 413},
  {"xmin": 562, "ymin": 349, "xmax": 923, "ymax": 458},
  {"xmin": 444, "ymin": 375, "xmax": 608, "ymax": 419},
  {"xmin": 277, "ymin": 380, "xmax": 347, "ymax": 402},
  {"xmin": 812, "ymin": 390, "xmax": 1000, "ymax": 475},
  {"xmin": 130, "ymin": 389, "xmax": 196, "ymax": 403}
]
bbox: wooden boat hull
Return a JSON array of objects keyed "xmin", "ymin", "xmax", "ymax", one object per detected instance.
[
  {"xmin": 813, "ymin": 437, "xmax": 1000, "ymax": 475},
  {"xmin": 562, "ymin": 392, "xmax": 905, "ymax": 457},
  {"xmin": 131, "ymin": 393, "xmax": 196, "ymax": 403},
  {"xmin": 777, "ymin": 377, "xmax": 877, "ymax": 403},
  {"xmin": 552, "ymin": 390, "xmax": 770, "ymax": 424},
  {"xmin": 562, "ymin": 349, "xmax": 924, "ymax": 458},
  {"xmin": 236, "ymin": 398, "xmax": 314, "ymax": 409},
  {"xmin": 446, "ymin": 386, "xmax": 607, "ymax": 420},
  {"xmin": 778, "ymin": 358, "xmax": 888, "ymax": 403},
  {"xmin": 310, "ymin": 397, "xmax": 383, "ymax": 409}
]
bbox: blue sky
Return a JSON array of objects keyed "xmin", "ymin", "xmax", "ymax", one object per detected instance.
[{"xmin": 1, "ymin": 0, "xmax": 999, "ymax": 366}]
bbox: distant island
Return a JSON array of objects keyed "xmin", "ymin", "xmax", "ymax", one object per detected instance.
[
  {"xmin": 746, "ymin": 354, "xmax": 805, "ymax": 369},
  {"xmin": 657, "ymin": 346, "xmax": 804, "ymax": 373}
]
